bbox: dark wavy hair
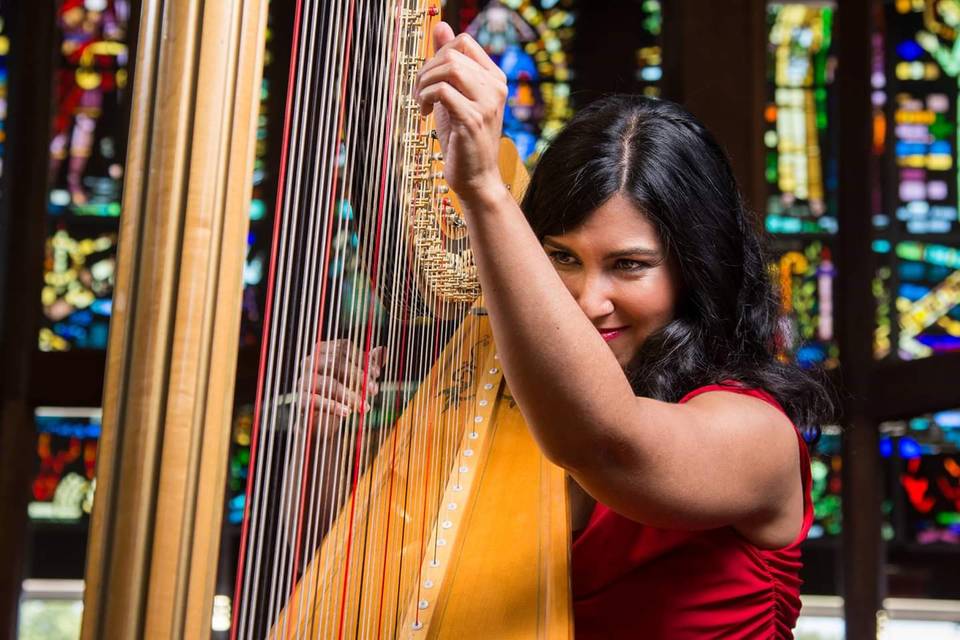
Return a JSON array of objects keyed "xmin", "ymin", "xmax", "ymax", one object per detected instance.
[{"xmin": 521, "ymin": 95, "xmax": 834, "ymax": 439}]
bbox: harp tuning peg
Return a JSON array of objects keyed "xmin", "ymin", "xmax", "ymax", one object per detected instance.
[{"xmin": 428, "ymin": 5, "xmax": 439, "ymax": 17}]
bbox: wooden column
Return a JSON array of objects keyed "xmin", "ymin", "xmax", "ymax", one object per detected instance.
[
  {"xmin": 836, "ymin": 1, "xmax": 883, "ymax": 638},
  {"xmin": 0, "ymin": 1, "xmax": 57, "ymax": 636},
  {"xmin": 661, "ymin": 0, "xmax": 768, "ymax": 215},
  {"xmin": 80, "ymin": 1, "xmax": 268, "ymax": 637}
]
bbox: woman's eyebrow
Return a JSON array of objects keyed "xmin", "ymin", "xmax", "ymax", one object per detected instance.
[
  {"xmin": 606, "ymin": 247, "xmax": 662, "ymax": 260},
  {"xmin": 542, "ymin": 238, "xmax": 573, "ymax": 251},
  {"xmin": 542, "ymin": 238, "xmax": 663, "ymax": 261}
]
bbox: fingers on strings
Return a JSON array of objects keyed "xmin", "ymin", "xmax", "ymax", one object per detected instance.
[{"xmin": 301, "ymin": 341, "xmax": 386, "ymax": 419}]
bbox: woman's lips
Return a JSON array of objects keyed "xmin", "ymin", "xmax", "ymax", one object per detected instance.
[{"xmin": 598, "ymin": 327, "xmax": 628, "ymax": 342}]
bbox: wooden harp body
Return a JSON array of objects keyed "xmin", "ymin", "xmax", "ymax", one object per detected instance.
[{"xmin": 82, "ymin": 1, "xmax": 572, "ymax": 638}]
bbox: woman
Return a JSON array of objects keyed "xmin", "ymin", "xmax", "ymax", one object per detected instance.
[{"xmin": 405, "ymin": 21, "xmax": 833, "ymax": 639}]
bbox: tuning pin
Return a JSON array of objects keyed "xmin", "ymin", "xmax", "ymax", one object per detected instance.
[
  {"xmin": 441, "ymin": 197, "xmax": 451, "ymax": 206},
  {"xmin": 432, "ymin": 152, "xmax": 443, "ymax": 161},
  {"xmin": 430, "ymin": 129, "xmax": 439, "ymax": 139},
  {"xmin": 428, "ymin": 5, "xmax": 439, "ymax": 17}
]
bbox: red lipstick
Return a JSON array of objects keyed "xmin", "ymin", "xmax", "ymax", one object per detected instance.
[{"xmin": 598, "ymin": 327, "xmax": 628, "ymax": 342}]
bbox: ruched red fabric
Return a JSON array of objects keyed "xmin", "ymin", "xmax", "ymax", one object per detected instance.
[{"xmin": 571, "ymin": 385, "xmax": 813, "ymax": 639}]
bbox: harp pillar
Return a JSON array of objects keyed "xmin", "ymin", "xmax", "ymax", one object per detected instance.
[{"xmin": 81, "ymin": 1, "xmax": 268, "ymax": 637}]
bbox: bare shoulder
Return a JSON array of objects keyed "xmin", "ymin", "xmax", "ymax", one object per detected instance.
[
  {"xmin": 682, "ymin": 390, "xmax": 805, "ymax": 549},
  {"xmin": 681, "ymin": 389, "xmax": 795, "ymax": 434}
]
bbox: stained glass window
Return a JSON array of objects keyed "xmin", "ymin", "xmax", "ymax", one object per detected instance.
[
  {"xmin": 808, "ymin": 425, "xmax": 842, "ymax": 539},
  {"xmin": 227, "ymin": 405, "xmax": 252, "ymax": 526},
  {"xmin": 876, "ymin": 1, "xmax": 960, "ymax": 359},
  {"xmin": 39, "ymin": 228, "xmax": 117, "ymax": 351},
  {"xmin": 29, "ymin": 407, "xmax": 99, "ymax": 523},
  {"xmin": 240, "ymin": 22, "xmax": 276, "ymax": 347},
  {"xmin": 765, "ymin": 4, "xmax": 840, "ymax": 370},
  {"xmin": 881, "ymin": 408, "xmax": 960, "ymax": 546},
  {"xmin": 806, "ymin": 425, "xmax": 897, "ymax": 542},
  {"xmin": 0, "ymin": 11, "xmax": 8, "ymax": 184},
  {"xmin": 40, "ymin": 0, "xmax": 131, "ymax": 351},
  {"xmin": 635, "ymin": 0, "xmax": 662, "ymax": 98},
  {"xmin": 465, "ymin": 0, "xmax": 576, "ymax": 165}
]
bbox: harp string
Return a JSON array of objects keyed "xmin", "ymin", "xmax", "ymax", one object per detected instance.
[
  {"xmin": 273, "ymin": 0, "xmax": 337, "ymax": 618},
  {"xmin": 283, "ymin": 0, "xmax": 365, "ymax": 630},
  {"xmin": 350, "ymin": 2, "xmax": 413, "ymax": 633},
  {"xmin": 269, "ymin": 0, "xmax": 347, "ymax": 628},
  {"xmin": 287, "ymin": 0, "xmax": 361, "ymax": 633},
  {"xmin": 347, "ymin": 2, "xmax": 419, "ymax": 631},
  {"xmin": 233, "ymin": 0, "xmax": 309, "ymax": 634},
  {"xmin": 326, "ymin": 0, "xmax": 398, "ymax": 632},
  {"xmin": 266, "ymin": 0, "xmax": 347, "ymax": 630},
  {"xmin": 380, "ymin": 3, "xmax": 439, "ymax": 634}
]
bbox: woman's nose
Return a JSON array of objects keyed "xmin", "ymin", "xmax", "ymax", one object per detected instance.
[{"xmin": 572, "ymin": 274, "xmax": 615, "ymax": 319}]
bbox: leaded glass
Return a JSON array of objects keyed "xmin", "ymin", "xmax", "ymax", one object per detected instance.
[
  {"xmin": 40, "ymin": 0, "xmax": 132, "ymax": 351},
  {"xmin": 0, "ymin": 10, "xmax": 8, "ymax": 184},
  {"xmin": 809, "ymin": 426, "xmax": 842, "ymax": 539},
  {"xmin": 635, "ymin": 0, "xmax": 662, "ymax": 98},
  {"xmin": 881, "ymin": 408, "xmax": 960, "ymax": 545},
  {"xmin": 240, "ymin": 23, "xmax": 276, "ymax": 347},
  {"xmin": 878, "ymin": 0, "xmax": 960, "ymax": 359},
  {"xmin": 466, "ymin": 0, "xmax": 576, "ymax": 165},
  {"xmin": 766, "ymin": 4, "xmax": 840, "ymax": 370},
  {"xmin": 28, "ymin": 407, "xmax": 99, "ymax": 523}
]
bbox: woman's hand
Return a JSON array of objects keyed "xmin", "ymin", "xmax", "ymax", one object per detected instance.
[
  {"xmin": 297, "ymin": 340, "xmax": 385, "ymax": 424},
  {"xmin": 415, "ymin": 22, "xmax": 508, "ymax": 206}
]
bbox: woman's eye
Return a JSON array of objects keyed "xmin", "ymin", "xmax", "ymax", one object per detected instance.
[
  {"xmin": 548, "ymin": 251, "xmax": 577, "ymax": 265},
  {"xmin": 615, "ymin": 259, "xmax": 649, "ymax": 271}
]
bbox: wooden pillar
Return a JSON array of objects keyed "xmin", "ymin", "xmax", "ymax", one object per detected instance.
[
  {"xmin": 571, "ymin": 0, "xmax": 647, "ymax": 103},
  {"xmin": 80, "ymin": 1, "xmax": 268, "ymax": 637},
  {"xmin": 661, "ymin": 0, "xmax": 768, "ymax": 216},
  {"xmin": 836, "ymin": 0, "xmax": 883, "ymax": 638},
  {"xmin": 0, "ymin": 1, "xmax": 57, "ymax": 636}
]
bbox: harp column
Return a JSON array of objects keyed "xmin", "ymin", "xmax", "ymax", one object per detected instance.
[{"xmin": 81, "ymin": 1, "xmax": 268, "ymax": 638}]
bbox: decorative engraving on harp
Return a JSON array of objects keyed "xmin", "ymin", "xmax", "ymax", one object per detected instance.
[{"xmin": 437, "ymin": 334, "xmax": 492, "ymax": 413}]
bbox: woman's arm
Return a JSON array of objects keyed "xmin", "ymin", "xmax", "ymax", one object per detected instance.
[{"xmin": 416, "ymin": 24, "xmax": 803, "ymax": 546}]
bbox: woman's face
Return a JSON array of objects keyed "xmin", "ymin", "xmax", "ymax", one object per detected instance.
[{"xmin": 543, "ymin": 193, "xmax": 681, "ymax": 368}]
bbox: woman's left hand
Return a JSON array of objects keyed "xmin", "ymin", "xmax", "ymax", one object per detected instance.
[{"xmin": 415, "ymin": 22, "xmax": 508, "ymax": 207}]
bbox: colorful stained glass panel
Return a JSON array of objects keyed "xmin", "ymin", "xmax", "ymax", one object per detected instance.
[
  {"xmin": 765, "ymin": 4, "xmax": 838, "ymax": 235},
  {"xmin": 881, "ymin": 408, "xmax": 960, "ymax": 545},
  {"xmin": 808, "ymin": 426, "xmax": 842, "ymax": 539},
  {"xmin": 40, "ymin": 0, "xmax": 132, "ymax": 351},
  {"xmin": 877, "ymin": 2, "xmax": 960, "ymax": 360},
  {"xmin": 29, "ymin": 407, "xmax": 99, "ymax": 523},
  {"xmin": 0, "ymin": 11, "xmax": 8, "ymax": 184},
  {"xmin": 466, "ymin": 0, "xmax": 576, "ymax": 164},
  {"xmin": 765, "ymin": 5, "xmax": 840, "ymax": 371},
  {"xmin": 635, "ymin": 0, "xmax": 662, "ymax": 98}
]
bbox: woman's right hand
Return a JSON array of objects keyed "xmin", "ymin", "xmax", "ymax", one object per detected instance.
[{"xmin": 297, "ymin": 340, "xmax": 385, "ymax": 422}]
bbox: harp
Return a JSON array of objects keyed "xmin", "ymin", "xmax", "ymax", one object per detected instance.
[{"xmin": 81, "ymin": 1, "xmax": 572, "ymax": 638}]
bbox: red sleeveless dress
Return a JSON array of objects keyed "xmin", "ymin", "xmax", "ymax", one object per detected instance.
[{"xmin": 571, "ymin": 385, "xmax": 813, "ymax": 639}]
